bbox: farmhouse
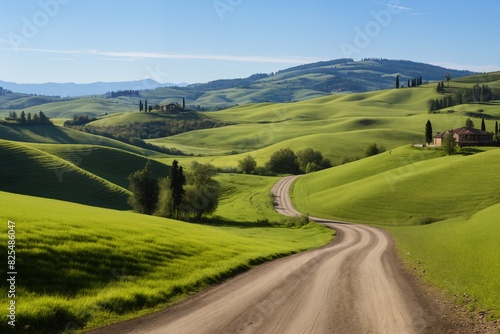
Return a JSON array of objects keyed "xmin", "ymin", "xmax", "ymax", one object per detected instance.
[{"xmin": 433, "ymin": 127, "xmax": 493, "ymax": 147}]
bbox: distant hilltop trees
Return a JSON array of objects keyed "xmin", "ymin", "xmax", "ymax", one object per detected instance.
[
  {"xmin": 5, "ymin": 110, "xmax": 53, "ymax": 126},
  {"xmin": 428, "ymin": 83, "xmax": 498, "ymax": 112},
  {"xmin": 107, "ymin": 90, "xmax": 140, "ymax": 98},
  {"xmin": 395, "ymin": 75, "xmax": 423, "ymax": 89}
]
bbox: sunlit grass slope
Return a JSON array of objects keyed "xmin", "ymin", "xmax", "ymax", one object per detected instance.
[
  {"xmin": 0, "ymin": 123, "xmax": 159, "ymax": 156},
  {"xmin": 293, "ymin": 146, "xmax": 500, "ymax": 225},
  {"xmin": 215, "ymin": 174, "xmax": 284, "ymax": 223},
  {"xmin": 293, "ymin": 145, "xmax": 500, "ymax": 320},
  {"xmin": 22, "ymin": 97, "xmax": 135, "ymax": 118},
  {"xmin": 149, "ymin": 84, "xmax": 500, "ymax": 164},
  {"xmin": 388, "ymin": 205, "xmax": 500, "ymax": 320},
  {"xmin": 0, "ymin": 191, "xmax": 333, "ymax": 333},
  {"xmin": 0, "ymin": 140, "xmax": 129, "ymax": 209}
]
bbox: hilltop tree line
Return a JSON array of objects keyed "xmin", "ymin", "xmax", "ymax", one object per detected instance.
[
  {"xmin": 428, "ymin": 83, "xmax": 498, "ymax": 112},
  {"xmin": 395, "ymin": 75, "xmax": 423, "ymax": 89},
  {"xmin": 68, "ymin": 118, "xmax": 229, "ymax": 141},
  {"xmin": 128, "ymin": 160, "xmax": 220, "ymax": 222},
  {"xmin": 238, "ymin": 148, "xmax": 332, "ymax": 175},
  {"xmin": 107, "ymin": 90, "xmax": 140, "ymax": 98},
  {"xmin": 5, "ymin": 110, "xmax": 53, "ymax": 125}
]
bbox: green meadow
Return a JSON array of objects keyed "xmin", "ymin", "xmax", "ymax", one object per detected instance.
[
  {"xmin": 1, "ymin": 71, "xmax": 500, "ymax": 331},
  {"xmin": 0, "ymin": 191, "xmax": 332, "ymax": 333},
  {"xmin": 292, "ymin": 145, "xmax": 500, "ymax": 319}
]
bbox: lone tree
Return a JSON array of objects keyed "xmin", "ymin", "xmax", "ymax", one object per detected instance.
[
  {"xmin": 127, "ymin": 161, "xmax": 159, "ymax": 215},
  {"xmin": 425, "ymin": 119, "xmax": 433, "ymax": 144},
  {"xmin": 465, "ymin": 118, "xmax": 475, "ymax": 128},
  {"xmin": 169, "ymin": 160, "xmax": 186, "ymax": 219},
  {"xmin": 238, "ymin": 155, "xmax": 257, "ymax": 174},
  {"xmin": 365, "ymin": 143, "xmax": 384, "ymax": 157},
  {"xmin": 445, "ymin": 74, "xmax": 452, "ymax": 87},
  {"xmin": 442, "ymin": 133, "xmax": 456, "ymax": 155},
  {"xmin": 481, "ymin": 118, "xmax": 486, "ymax": 132},
  {"xmin": 181, "ymin": 162, "xmax": 220, "ymax": 222},
  {"xmin": 396, "ymin": 75, "xmax": 400, "ymax": 89}
]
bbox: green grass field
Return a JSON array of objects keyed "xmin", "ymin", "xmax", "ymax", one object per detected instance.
[
  {"xmin": 292, "ymin": 145, "xmax": 500, "ymax": 319},
  {"xmin": 0, "ymin": 140, "xmax": 130, "ymax": 210},
  {"xmin": 388, "ymin": 205, "xmax": 500, "ymax": 320},
  {"xmin": 0, "ymin": 191, "xmax": 333, "ymax": 333}
]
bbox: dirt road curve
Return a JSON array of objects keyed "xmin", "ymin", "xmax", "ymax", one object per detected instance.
[{"xmin": 90, "ymin": 176, "xmax": 459, "ymax": 334}]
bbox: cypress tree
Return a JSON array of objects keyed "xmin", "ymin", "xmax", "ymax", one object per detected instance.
[
  {"xmin": 182, "ymin": 97, "xmax": 186, "ymax": 109},
  {"xmin": 425, "ymin": 120, "xmax": 433, "ymax": 144},
  {"xmin": 495, "ymin": 121, "xmax": 498, "ymax": 135},
  {"xmin": 481, "ymin": 118, "xmax": 486, "ymax": 132},
  {"xmin": 19, "ymin": 111, "xmax": 26, "ymax": 125},
  {"xmin": 396, "ymin": 75, "xmax": 400, "ymax": 89},
  {"xmin": 139, "ymin": 100, "xmax": 143, "ymax": 112},
  {"xmin": 145, "ymin": 100, "xmax": 148, "ymax": 113},
  {"xmin": 169, "ymin": 160, "xmax": 185, "ymax": 219}
]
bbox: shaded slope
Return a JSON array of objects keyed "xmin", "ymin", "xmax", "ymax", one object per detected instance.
[
  {"xmin": 0, "ymin": 140, "xmax": 129, "ymax": 209},
  {"xmin": 30, "ymin": 144, "xmax": 170, "ymax": 189}
]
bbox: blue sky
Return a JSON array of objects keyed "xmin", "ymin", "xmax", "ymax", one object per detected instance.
[{"xmin": 1, "ymin": 0, "xmax": 499, "ymax": 84}]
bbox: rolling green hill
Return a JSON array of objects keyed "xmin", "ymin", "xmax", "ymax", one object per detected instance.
[
  {"xmin": 292, "ymin": 145, "xmax": 500, "ymax": 319},
  {"xmin": 27, "ymin": 144, "xmax": 170, "ymax": 189},
  {"xmin": 0, "ymin": 140, "xmax": 130, "ymax": 209},
  {"xmin": 0, "ymin": 191, "xmax": 332, "ymax": 333},
  {"xmin": 0, "ymin": 123, "xmax": 162, "ymax": 157}
]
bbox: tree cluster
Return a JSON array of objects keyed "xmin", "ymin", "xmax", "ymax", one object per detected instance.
[
  {"xmin": 107, "ymin": 90, "xmax": 140, "ymax": 98},
  {"xmin": 407, "ymin": 76, "xmax": 423, "ymax": 88},
  {"xmin": 5, "ymin": 110, "xmax": 53, "ymax": 125},
  {"xmin": 68, "ymin": 118, "xmax": 228, "ymax": 141},
  {"xmin": 436, "ymin": 82, "xmax": 446, "ymax": 93},
  {"xmin": 128, "ymin": 160, "xmax": 220, "ymax": 223},
  {"xmin": 396, "ymin": 75, "xmax": 423, "ymax": 89},
  {"xmin": 237, "ymin": 148, "xmax": 331, "ymax": 176},
  {"xmin": 63, "ymin": 114, "xmax": 97, "ymax": 127},
  {"xmin": 365, "ymin": 143, "xmax": 385, "ymax": 157},
  {"xmin": 428, "ymin": 84, "xmax": 497, "ymax": 112}
]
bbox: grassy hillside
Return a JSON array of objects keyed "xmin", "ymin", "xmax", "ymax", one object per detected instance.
[
  {"xmin": 0, "ymin": 123, "xmax": 161, "ymax": 156},
  {"xmin": 0, "ymin": 140, "xmax": 130, "ymax": 209},
  {"xmin": 20, "ymin": 97, "xmax": 136, "ymax": 118},
  {"xmin": 0, "ymin": 191, "xmax": 332, "ymax": 333},
  {"xmin": 292, "ymin": 145, "xmax": 500, "ymax": 319},
  {"xmin": 215, "ymin": 174, "xmax": 284, "ymax": 223},
  {"xmin": 150, "ymin": 83, "xmax": 500, "ymax": 168},
  {"xmin": 27, "ymin": 144, "xmax": 170, "ymax": 189},
  {"xmin": 388, "ymin": 205, "xmax": 500, "ymax": 320},
  {"xmin": 293, "ymin": 145, "xmax": 500, "ymax": 225}
]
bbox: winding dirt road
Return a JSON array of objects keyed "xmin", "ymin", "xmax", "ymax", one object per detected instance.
[{"xmin": 90, "ymin": 176, "xmax": 456, "ymax": 334}]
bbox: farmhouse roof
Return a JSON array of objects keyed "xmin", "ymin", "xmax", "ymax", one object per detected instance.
[{"xmin": 434, "ymin": 127, "xmax": 490, "ymax": 138}]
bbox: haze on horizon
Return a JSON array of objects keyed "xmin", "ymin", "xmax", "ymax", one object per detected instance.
[{"xmin": 1, "ymin": 0, "xmax": 499, "ymax": 84}]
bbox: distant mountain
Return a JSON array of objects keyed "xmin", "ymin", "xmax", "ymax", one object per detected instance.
[
  {"xmin": 0, "ymin": 79, "xmax": 188, "ymax": 97},
  {"xmin": 185, "ymin": 58, "xmax": 476, "ymax": 93}
]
